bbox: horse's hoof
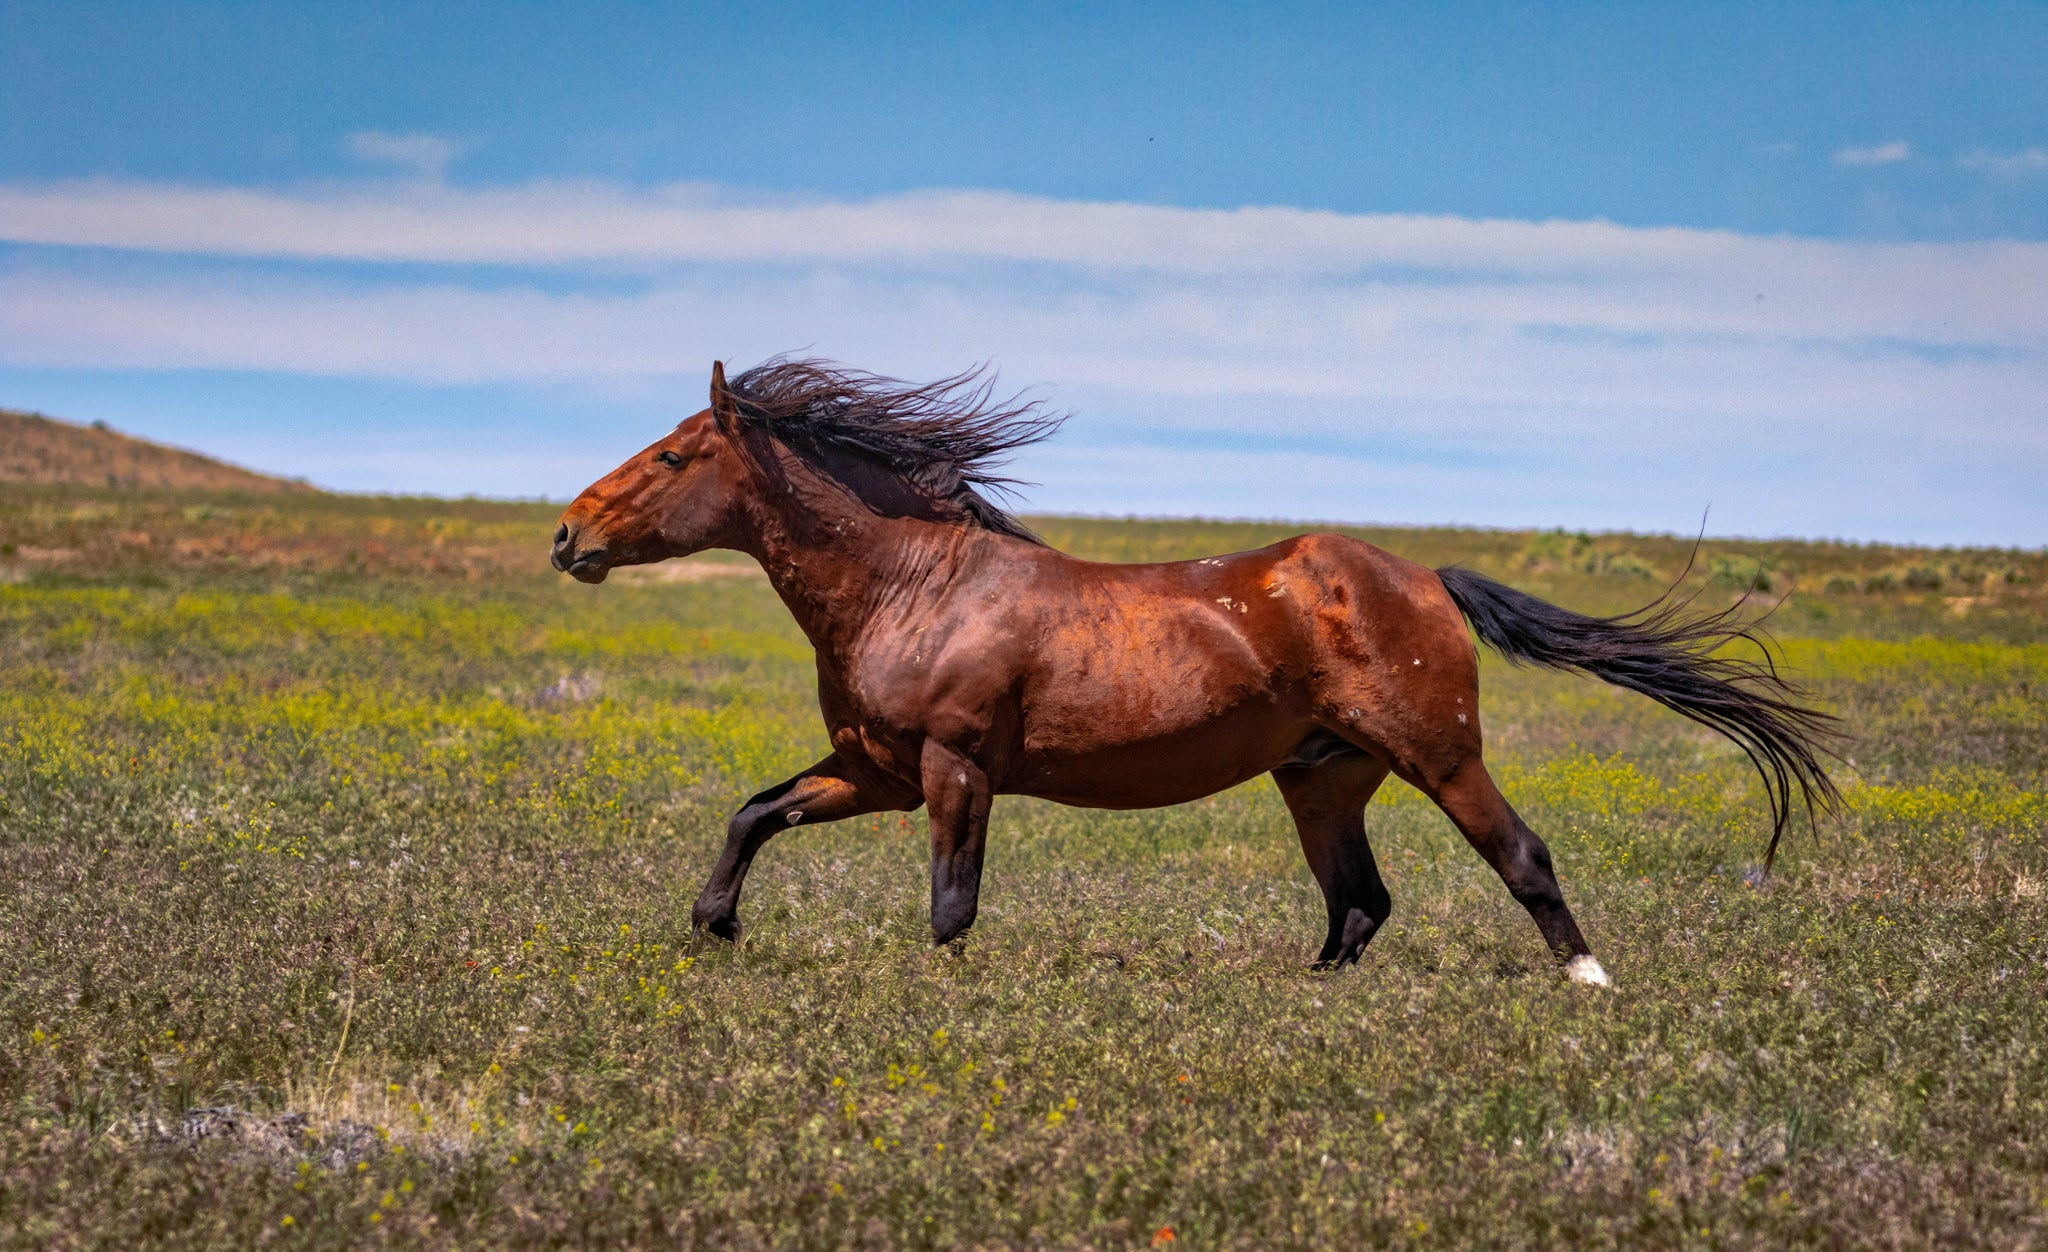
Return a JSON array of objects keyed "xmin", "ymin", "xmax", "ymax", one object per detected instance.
[
  {"xmin": 929, "ymin": 905, "xmax": 977, "ymax": 948},
  {"xmin": 1565, "ymin": 954, "xmax": 1612, "ymax": 988},
  {"xmin": 693, "ymin": 914, "xmax": 742, "ymax": 945}
]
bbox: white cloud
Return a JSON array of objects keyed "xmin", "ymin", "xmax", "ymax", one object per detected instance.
[
  {"xmin": 0, "ymin": 176, "xmax": 1975, "ymax": 281},
  {"xmin": 2, "ymin": 178, "xmax": 2044, "ymax": 347},
  {"xmin": 1958, "ymin": 146, "xmax": 2048, "ymax": 175},
  {"xmin": 0, "ymin": 173, "xmax": 2042, "ymax": 541},
  {"xmin": 344, "ymin": 131, "xmax": 462, "ymax": 179},
  {"xmin": 2, "ymin": 261, "xmax": 2038, "ymax": 444},
  {"xmin": 1, "ymin": 179, "xmax": 2042, "ymax": 421},
  {"xmin": 1, "ymin": 177, "xmax": 1719, "ymax": 273},
  {"xmin": 1833, "ymin": 141, "xmax": 1911, "ymax": 166}
]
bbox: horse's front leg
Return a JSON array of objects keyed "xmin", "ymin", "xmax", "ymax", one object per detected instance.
[
  {"xmin": 919, "ymin": 740, "xmax": 993, "ymax": 946},
  {"xmin": 692, "ymin": 751, "xmax": 919, "ymax": 943}
]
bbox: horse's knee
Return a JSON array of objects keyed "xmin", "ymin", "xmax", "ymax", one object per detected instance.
[
  {"xmin": 725, "ymin": 809, "xmax": 756, "ymax": 846},
  {"xmin": 727, "ymin": 798, "xmax": 791, "ymax": 851}
]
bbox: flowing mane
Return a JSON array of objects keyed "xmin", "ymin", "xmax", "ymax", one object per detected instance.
[{"xmin": 722, "ymin": 356, "xmax": 1064, "ymax": 544}]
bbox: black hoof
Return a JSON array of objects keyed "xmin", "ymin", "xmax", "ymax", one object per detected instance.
[
  {"xmin": 692, "ymin": 910, "xmax": 742, "ymax": 944},
  {"xmin": 1311, "ymin": 909, "xmax": 1379, "ymax": 970},
  {"xmin": 930, "ymin": 897, "xmax": 977, "ymax": 947}
]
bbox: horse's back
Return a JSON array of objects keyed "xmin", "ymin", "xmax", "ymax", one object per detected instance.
[
  {"xmin": 980, "ymin": 530, "xmax": 1460, "ymax": 673},
  {"xmin": 917, "ymin": 532, "xmax": 1470, "ymax": 805}
]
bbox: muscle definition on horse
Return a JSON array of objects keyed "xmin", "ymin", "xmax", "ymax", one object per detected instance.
[{"xmin": 552, "ymin": 358, "xmax": 1839, "ymax": 984}]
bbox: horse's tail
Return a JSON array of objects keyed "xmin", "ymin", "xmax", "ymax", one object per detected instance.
[{"xmin": 1436, "ymin": 564, "xmax": 1842, "ymax": 873}]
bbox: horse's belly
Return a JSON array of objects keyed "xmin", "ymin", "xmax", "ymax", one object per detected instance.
[{"xmin": 1005, "ymin": 693, "xmax": 1310, "ymax": 809}]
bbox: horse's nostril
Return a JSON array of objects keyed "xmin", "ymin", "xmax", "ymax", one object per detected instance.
[{"xmin": 553, "ymin": 523, "xmax": 570, "ymax": 546}]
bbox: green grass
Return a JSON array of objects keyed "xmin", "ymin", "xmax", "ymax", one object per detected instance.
[{"xmin": 1, "ymin": 487, "xmax": 2044, "ymax": 1247}]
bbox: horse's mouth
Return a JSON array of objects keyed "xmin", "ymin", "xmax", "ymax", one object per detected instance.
[{"xmin": 553, "ymin": 545, "xmax": 612, "ymax": 583}]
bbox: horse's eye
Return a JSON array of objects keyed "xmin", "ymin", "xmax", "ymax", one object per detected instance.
[{"xmin": 656, "ymin": 450, "xmax": 683, "ymax": 467}]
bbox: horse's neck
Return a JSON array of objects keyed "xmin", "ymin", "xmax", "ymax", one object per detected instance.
[{"xmin": 735, "ymin": 471, "xmax": 961, "ymax": 658}]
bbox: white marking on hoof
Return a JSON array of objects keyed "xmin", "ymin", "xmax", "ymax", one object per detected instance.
[
  {"xmin": 786, "ymin": 810, "xmax": 803, "ymax": 825},
  {"xmin": 1566, "ymin": 955, "xmax": 1612, "ymax": 988}
]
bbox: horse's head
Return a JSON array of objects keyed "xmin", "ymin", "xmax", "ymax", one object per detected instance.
[{"xmin": 551, "ymin": 363, "xmax": 752, "ymax": 583}]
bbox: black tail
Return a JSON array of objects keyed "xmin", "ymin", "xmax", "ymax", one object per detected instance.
[{"xmin": 1437, "ymin": 565, "xmax": 1842, "ymax": 873}]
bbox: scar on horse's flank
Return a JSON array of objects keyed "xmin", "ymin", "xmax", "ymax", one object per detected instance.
[{"xmin": 553, "ymin": 356, "xmax": 1842, "ymax": 979}]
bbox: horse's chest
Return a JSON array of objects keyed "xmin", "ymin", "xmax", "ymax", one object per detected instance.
[{"xmin": 845, "ymin": 648, "xmax": 995, "ymax": 729}]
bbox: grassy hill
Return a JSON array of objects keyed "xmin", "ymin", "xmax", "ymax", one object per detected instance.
[{"xmin": 0, "ymin": 407, "xmax": 313, "ymax": 494}]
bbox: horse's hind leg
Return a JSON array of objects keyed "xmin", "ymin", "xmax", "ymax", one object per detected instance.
[
  {"xmin": 1272, "ymin": 754, "xmax": 1394, "ymax": 968},
  {"xmin": 1415, "ymin": 756, "xmax": 1610, "ymax": 986}
]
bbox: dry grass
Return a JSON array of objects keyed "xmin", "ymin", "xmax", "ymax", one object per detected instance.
[{"xmin": 0, "ymin": 409, "xmax": 314, "ymax": 494}]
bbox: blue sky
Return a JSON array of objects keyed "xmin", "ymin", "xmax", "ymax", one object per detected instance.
[{"xmin": 3, "ymin": 2, "xmax": 2045, "ymax": 544}]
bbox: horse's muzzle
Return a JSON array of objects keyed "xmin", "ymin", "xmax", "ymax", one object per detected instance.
[{"xmin": 551, "ymin": 522, "xmax": 611, "ymax": 583}]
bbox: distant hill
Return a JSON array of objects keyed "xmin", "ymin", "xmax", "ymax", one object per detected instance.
[{"xmin": 0, "ymin": 407, "xmax": 315, "ymax": 493}]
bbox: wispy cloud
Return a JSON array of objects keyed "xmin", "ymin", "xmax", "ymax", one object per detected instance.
[
  {"xmin": 3, "ymin": 242, "xmax": 2039, "ymax": 435},
  {"xmin": 1834, "ymin": 141, "xmax": 1911, "ymax": 166},
  {"xmin": 2, "ymin": 177, "xmax": 1748, "ymax": 273},
  {"xmin": 0, "ymin": 175, "xmax": 2006, "ymax": 286},
  {"xmin": 1, "ymin": 179, "xmax": 2044, "ymax": 346},
  {"xmin": 344, "ymin": 131, "xmax": 462, "ymax": 180},
  {"xmin": 2, "ymin": 178, "xmax": 2042, "ymax": 350},
  {"xmin": 1, "ymin": 173, "xmax": 2042, "ymax": 540},
  {"xmin": 1958, "ymin": 145, "xmax": 2048, "ymax": 175}
]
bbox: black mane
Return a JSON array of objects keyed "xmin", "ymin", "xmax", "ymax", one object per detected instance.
[{"xmin": 723, "ymin": 357, "xmax": 1064, "ymax": 544}]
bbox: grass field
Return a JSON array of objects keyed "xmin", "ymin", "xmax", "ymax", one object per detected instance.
[{"xmin": 2, "ymin": 484, "xmax": 2044, "ymax": 1248}]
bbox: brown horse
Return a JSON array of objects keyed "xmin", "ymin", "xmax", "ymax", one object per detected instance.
[{"xmin": 553, "ymin": 358, "xmax": 1838, "ymax": 985}]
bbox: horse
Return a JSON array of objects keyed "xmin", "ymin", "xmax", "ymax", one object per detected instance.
[{"xmin": 551, "ymin": 358, "xmax": 1839, "ymax": 985}]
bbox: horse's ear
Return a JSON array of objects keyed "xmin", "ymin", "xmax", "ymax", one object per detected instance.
[{"xmin": 709, "ymin": 361, "xmax": 740, "ymax": 435}]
